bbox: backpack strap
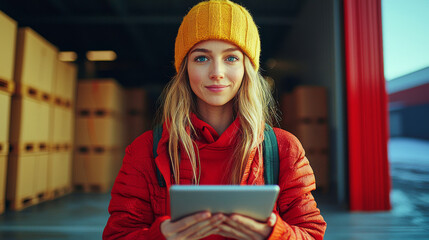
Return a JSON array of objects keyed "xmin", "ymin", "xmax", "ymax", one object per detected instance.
[
  {"xmin": 153, "ymin": 124, "xmax": 166, "ymax": 187},
  {"xmin": 263, "ymin": 124, "xmax": 279, "ymax": 185}
]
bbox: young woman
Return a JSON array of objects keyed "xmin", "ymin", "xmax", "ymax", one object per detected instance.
[{"xmin": 103, "ymin": 0, "xmax": 326, "ymax": 239}]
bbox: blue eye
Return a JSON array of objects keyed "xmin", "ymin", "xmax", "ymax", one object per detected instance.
[
  {"xmin": 194, "ymin": 56, "xmax": 208, "ymax": 62},
  {"xmin": 226, "ymin": 56, "xmax": 239, "ymax": 62}
]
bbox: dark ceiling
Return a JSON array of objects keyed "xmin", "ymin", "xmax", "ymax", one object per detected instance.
[{"xmin": 0, "ymin": 0, "xmax": 306, "ymax": 88}]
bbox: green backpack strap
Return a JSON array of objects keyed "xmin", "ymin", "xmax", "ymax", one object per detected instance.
[
  {"xmin": 263, "ymin": 124, "xmax": 279, "ymax": 185},
  {"xmin": 153, "ymin": 124, "xmax": 166, "ymax": 187}
]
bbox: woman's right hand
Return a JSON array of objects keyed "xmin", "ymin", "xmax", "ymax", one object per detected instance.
[{"xmin": 160, "ymin": 212, "xmax": 226, "ymax": 240}]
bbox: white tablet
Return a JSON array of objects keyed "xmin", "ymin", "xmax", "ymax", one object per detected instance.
[{"xmin": 169, "ymin": 185, "xmax": 280, "ymax": 222}]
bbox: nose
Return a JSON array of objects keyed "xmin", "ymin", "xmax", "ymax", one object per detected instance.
[{"xmin": 209, "ymin": 59, "xmax": 224, "ymax": 80}]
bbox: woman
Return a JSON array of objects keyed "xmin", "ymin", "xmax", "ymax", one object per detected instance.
[{"xmin": 103, "ymin": 0, "xmax": 326, "ymax": 239}]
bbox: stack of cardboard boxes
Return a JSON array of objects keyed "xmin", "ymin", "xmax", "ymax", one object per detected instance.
[
  {"xmin": 124, "ymin": 88, "xmax": 149, "ymax": 145},
  {"xmin": 7, "ymin": 27, "xmax": 59, "ymax": 210},
  {"xmin": 281, "ymin": 86, "xmax": 329, "ymax": 191},
  {"xmin": 1, "ymin": 10, "xmax": 78, "ymax": 211},
  {"xmin": 73, "ymin": 79, "xmax": 125, "ymax": 192},
  {"xmin": 0, "ymin": 11, "xmax": 17, "ymax": 214},
  {"xmin": 49, "ymin": 60, "xmax": 77, "ymax": 198},
  {"xmin": 1, "ymin": 10, "xmax": 142, "ymax": 211}
]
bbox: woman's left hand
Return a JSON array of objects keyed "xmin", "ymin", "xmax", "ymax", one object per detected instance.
[{"xmin": 216, "ymin": 213, "xmax": 277, "ymax": 240}]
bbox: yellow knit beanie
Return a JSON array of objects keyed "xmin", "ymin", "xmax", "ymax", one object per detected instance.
[{"xmin": 174, "ymin": 0, "xmax": 260, "ymax": 72}]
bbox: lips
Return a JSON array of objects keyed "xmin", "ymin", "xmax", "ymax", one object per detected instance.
[{"xmin": 206, "ymin": 85, "xmax": 228, "ymax": 92}]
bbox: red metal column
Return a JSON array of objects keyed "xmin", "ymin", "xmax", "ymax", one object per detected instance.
[{"xmin": 344, "ymin": 0, "xmax": 391, "ymax": 211}]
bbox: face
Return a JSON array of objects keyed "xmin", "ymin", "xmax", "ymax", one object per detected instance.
[{"xmin": 187, "ymin": 40, "xmax": 245, "ymax": 111}]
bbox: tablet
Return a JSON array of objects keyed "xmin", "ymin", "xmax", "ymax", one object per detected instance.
[{"xmin": 169, "ymin": 185, "xmax": 280, "ymax": 222}]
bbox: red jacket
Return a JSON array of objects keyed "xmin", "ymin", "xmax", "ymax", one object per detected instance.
[{"xmin": 103, "ymin": 116, "xmax": 326, "ymax": 239}]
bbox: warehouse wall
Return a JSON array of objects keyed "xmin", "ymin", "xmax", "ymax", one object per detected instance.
[
  {"xmin": 390, "ymin": 104, "xmax": 429, "ymax": 140},
  {"xmin": 278, "ymin": 0, "xmax": 346, "ymax": 203}
]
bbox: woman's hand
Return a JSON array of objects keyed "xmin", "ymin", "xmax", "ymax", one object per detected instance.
[
  {"xmin": 216, "ymin": 213, "xmax": 277, "ymax": 240},
  {"xmin": 160, "ymin": 212, "xmax": 225, "ymax": 240}
]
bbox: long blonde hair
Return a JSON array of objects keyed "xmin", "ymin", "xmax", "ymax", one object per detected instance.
[{"xmin": 157, "ymin": 55, "xmax": 278, "ymax": 184}]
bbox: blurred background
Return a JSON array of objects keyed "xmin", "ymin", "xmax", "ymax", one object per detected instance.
[{"xmin": 0, "ymin": 0, "xmax": 428, "ymax": 239}]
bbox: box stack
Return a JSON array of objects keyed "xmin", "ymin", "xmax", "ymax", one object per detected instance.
[
  {"xmin": 74, "ymin": 79, "xmax": 125, "ymax": 192},
  {"xmin": 7, "ymin": 27, "xmax": 58, "ymax": 210},
  {"xmin": 0, "ymin": 11, "xmax": 17, "ymax": 214},
  {"xmin": 280, "ymin": 86, "xmax": 329, "ymax": 191},
  {"xmin": 124, "ymin": 88, "xmax": 149, "ymax": 145},
  {"xmin": 48, "ymin": 60, "xmax": 77, "ymax": 199}
]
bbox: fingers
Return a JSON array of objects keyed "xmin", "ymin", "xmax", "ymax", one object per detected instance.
[
  {"xmin": 161, "ymin": 212, "xmax": 211, "ymax": 238},
  {"xmin": 229, "ymin": 214, "xmax": 268, "ymax": 234},
  {"xmin": 161, "ymin": 212, "xmax": 275, "ymax": 240},
  {"xmin": 217, "ymin": 222, "xmax": 251, "ymax": 240},
  {"xmin": 171, "ymin": 212, "xmax": 211, "ymax": 232},
  {"xmin": 188, "ymin": 214, "xmax": 226, "ymax": 239},
  {"xmin": 218, "ymin": 214, "xmax": 274, "ymax": 240},
  {"xmin": 194, "ymin": 227, "xmax": 220, "ymax": 239},
  {"xmin": 267, "ymin": 213, "xmax": 277, "ymax": 227}
]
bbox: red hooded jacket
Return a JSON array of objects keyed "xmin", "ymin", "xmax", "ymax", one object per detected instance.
[{"xmin": 103, "ymin": 115, "xmax": 326, "ymax": 239}]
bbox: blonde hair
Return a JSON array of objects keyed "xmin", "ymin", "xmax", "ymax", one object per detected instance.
[{"xmin": 157, "ymin": 55, "xmax": 278, "ymax": 185}]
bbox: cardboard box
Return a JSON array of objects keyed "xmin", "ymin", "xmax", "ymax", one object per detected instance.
[
  {"xmin": 14, "ymin": 27, "xmax": 58, "ymax": 95},
  {"xmin": 34, "ymin": 153, "xmax": 49, "ymax": 195},
  {"xmin": 63, "ymin": 109, "xmax": 74, "ymax": 143},
  {"xmin": 48, "ymin": 151, "xmax": 72, "ymax": 192},
  {"xmin": 64, "ymin": 63, "xmax": 77, "ymax": 103},
  {"xmin": 76, "ymin": 79, "xmax": 123, "ymax": 114},
  {"xmin": 293, "ymin": 86, "xmax": 328, "ymax": 120},
  {"xmin": 48, "ymin": 151, "xmax": 63, "ymax": 191},
  {"xmin": 125, "ymin": 88, "xmax": 147, "ymax": 113},
  {"xmin": 125, "ymin": 115, "xmax": 148, "ymax": 145},
  {"xmin": 54, "ymin": 61, "xmax": 77, "ymax": 106},
  {"xmin": 63, "ymin": 151, "xmax": 73, "ymax": 188},
  {"xmin": 51, "ymin": 105, "xmax": 67, "ymax": 143},
  {"xmin": 0, "ymin": 154, "xmax": 7, "ymax": 214},
  {"xmin": 75, "ymin": 115, "xmax": 123, "ymax": 147},
  {"xmin": 7, "ymin": 152, "xmax": 50, "ymax": 210},
  {"xmin": 38, "ymin": 101, "xmax": 51, "ymax": 145},
  {"xmin": 9, "ymin": 97, "xmax": 40, "ymax": 149},
  {"xmin": 9, "ymin": 96, "xmax": 52, "ymax": 153},
  {"xmin": 280, "ymin": 93, "xmax": 295, "ymax": 132},
  {"xmin": 7, "ymin": 153, "xmax": 38, "ymax": 204},
  {"xmin": 73, "ymin": 149, "xmax": 115, "ymax": 192},
  {"xmin": 0, "ymin": 91, "xmax": 12, "ymax": 152},
  {"xmin": 307, "ymin": 153, "xmax": 329, "ymax": 191},
  {"xmin": 295, "ymin": 123, "xmax": 329, "ymax": 153},
  {"xmin": 0, "ymin": 11, "xmax": 17, "ymax": 83}
]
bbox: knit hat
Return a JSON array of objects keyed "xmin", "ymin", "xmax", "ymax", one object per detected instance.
[{"xmin": 174, "ymin": 0, "xmax": 261, "ymax": 72}]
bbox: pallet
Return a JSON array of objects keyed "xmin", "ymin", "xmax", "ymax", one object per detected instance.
[
  {"xmin": 77, "ymin": 108, "xmax": 117, "ymax": 118},
  {"xmin": 48, "ymin": 185, "xmax": 72, "ymax": 200},
  {"xmin": 51, "ymin": 143, "xmax": 72, "ymax": 152},
  {"xmin": 53, "ymin": 95, "xmax": 73, "ymax": 109},
  {"xmin": 7, "ymin": 191, "xmax": 50, "ymax": 211},
  {"xmin": 73, "ymin": 183, "xmax": 111, "ymax": 193},
  {"xmin": 0, "ymin": 154, "xmax": 6, "ymax": 214},
  {"xmin": 14, "ymin": 84, "xmax": 52, "ymax": 103},
  {"xmin": 0, "ymin": 200, "xmax": 4, "ymax": 214},
  {"xmin": 9, "ymin": 142, "xmax": 50, "ymax": 154},
  {"xmin": 0, "ymin": 78, "xmax": 15, "ymax": 94},
  {"xmin": 76, "ymin": 145, "xmax": 120, "ymax": 154},
  {"xmin": 0, "ymin": 142, "xmax": 9, "ymax": 155}
]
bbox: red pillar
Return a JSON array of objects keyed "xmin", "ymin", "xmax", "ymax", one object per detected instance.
[{"xmin": 344, "ymin": 0, "xmax": 391, "ymax": 211}]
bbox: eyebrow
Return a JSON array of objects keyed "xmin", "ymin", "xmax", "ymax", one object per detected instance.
[{"xmin": 190, "ymin": 47, "xmax": 241, "ymax": 54}]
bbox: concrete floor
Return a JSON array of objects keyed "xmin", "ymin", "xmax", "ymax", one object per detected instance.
[{"xmin": 0, "ymin": 137, "xmax": 428, "ymax": 240}]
